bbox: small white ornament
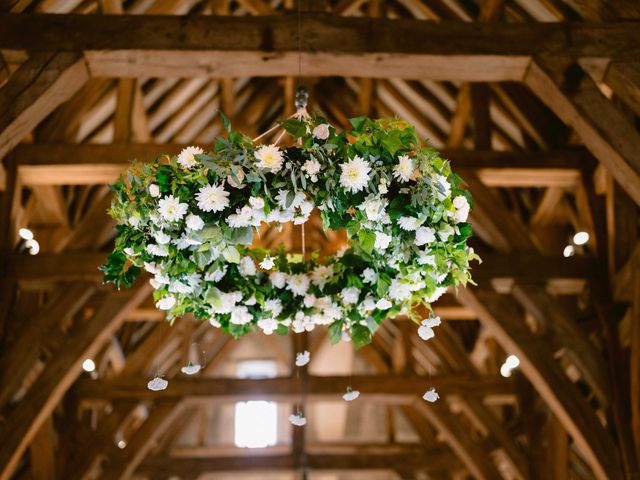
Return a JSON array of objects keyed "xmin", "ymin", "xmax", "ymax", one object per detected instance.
[
  {"xmin": 289, "ymin": 413, "xmax": 307, "ymax": 427},
  {"xmin": 147, "ymin": 376, "xmax": 168, "ymax": 391},
  {"xmin": 295, "ymin": 350, "xmax": 310, "ymax": 367},
  {"xmin": 181, "ymin": 363, "xmax": 202, "ymax": 375},
  {"xmin": 148, "ymin": 183, "xmax": 160, "ymax": 197},
  {"xmin": 423, "ymin": 387, "xmax": 439, "ymax": 403},
  {"xmin": 342, "ymin": 387, "xmax": 360, "ymax": 402}
]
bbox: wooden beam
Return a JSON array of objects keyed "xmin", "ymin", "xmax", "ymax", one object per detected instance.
[
  {"xmin": 603, "ymin": 61, "xmax": 640, "ymax": 117},
  {"xmin": 0, "ymin": 16, "xmax": 639, "ymax": 79},
  {"xmin": 525, "ymin": 57, "xmax": 640, "ymax": 205},
  {"xmin": 137, "ymin": 448, "xmax": 459, "ymax": 475},
  {"xmin": 75, "ymin": 374, "xmax": 515, "ymax": 402},
  {"xmin": 8, "ymin": 251, "xmax": 594, "ymax": 285},
  {"xmin": 11, "ymin": 143, "xmax": 588, "ymax": 188},
  {"xmin": 29, "ymin": 417, "xmax": 56, "ymax": 480},
  {"xmin": 457, "ymin": 288, "xmax": 624, "ymax": 480},
  {"xmin": 0, "ymin": 52, "xmax": 89, "ymax": 161},
  {"xmin": 0, "ymin": 284, "xmax": 151, "ymax": 480}
]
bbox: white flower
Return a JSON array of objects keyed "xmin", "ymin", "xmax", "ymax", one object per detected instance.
[
  {"xmin": 362, "ymin": 268, "xmax": 377, "ymax": 284},
  {"xmin": 238, "ymin": 256, "xmax": 256, "ymax": 277},
  {"xmin": 342, "ymin": 388, "xmax": 360, "ymax": 402},
  {"xmin": 376, "ymin": 298, "xmax": 392, "ymax": 310},
  {"xmin": 393, "ymin": 155, "xmax": 414, "ymax": 182},
  {"xmin": 128, "ymin": 216, "xmax": 141, "ymax": 228},
  {"xmin": 169, "ymin": 280, "xmax": 191, "ymax": 294},
  {"xmin": 230, "ymin": 305, "xmax": 253, "ymax": 325},
  {"xmin": 397, "ymin": 216, "xmax": 422, "ymax": 231},
  {"xmin": 213, "ymin": 291, "xmax": 243, "ymax": 314},
  {"xmin": 196, "ymin": 184, "xmax": 230, "ymax": 213},
  {"xmin": 209, "ymin": 317, "xmax": 221, "ymax": 328},
  {"xmin": 144, "ymin": 262, "xmax": 161, "ymax": 274},
  {"xmin": 312, "ymin": 123, "xmax": 330, "ymax": 140},
  {"xmin": 227, "ymin": 206, "xmax": 253, "ymax": 228},
  {"xmin": 177, "ymin": 146, "xmax": 204, "ymax": 169},
  {"xmin": 388, "ymin": 279, "xmax": 412, "ymax": 301},
  {"xmin": 418, "ymin": 324, "xmax": 435, "ymax": 341},
  {"xmin": 311, "ymin": 265, "xmax": 334, "ymax": 289},
  {"xmin": 359, "ymin": 196, "xmax": 386, "ymax": 222},
  {"xmin": 417, "ymin": 252, "xmax": 436, "ymax": 266},
  {"xmin": 147, "ymin": 376, "xmax": 168, "ymax": 391},
  {"xmin": 155, "ymin": 295, "xmax": 176, "ymax": 310},
  {"xmin": 374, "ymin": 231, "xmax": 392, "ymax": 252},
  {"xmin": 304, "ymin": 294, "xmax": 317, "ymax": 308},
  {"xmin": 287, "ymin": 274, "xmax": 310, "ymax": 297},
  {"xmin": 295, "ymin": 350, "xmax": 310, "ymax": 367},
  {"xmin": 433, "ymin": 174, "xmax": 451, "ymax": 200},
  {"xmin": 452, "ymin": 195, "xmax": 470, "ymax": 223},
  {"xmin": 275, "ymin": 189, "xmax": 306, "ymax": 210},
  {"xmin": 339, "ymin": 155, "xmax": 371, "ymax": 193},
  {"xmin": 288, "ymin": 413, "xmax": 306, "ymax": 427},
  {"xmin": 205, "ymin": 266, "xmax": 227, "ymax": 283},
  {"xmin": 146, "ymin": 244, "xmax": 169, "ymax": 257},
  {"xmin": 181, "ymin": 363, "xmax": 201, "ymax": 375},
  {"xmin": 378, "ymin": 177, "xmax": 389, "ymax": 194},
  {"xmin": 254, "ymin": 144, "xmax": 284, "ymax": 173},
  {"xmin": 123, "ymin": 247, "xmax": 138, "ymax": 257},
  {"xmin": 264, "ymin": 298, "xmax": 283, "ymax": 317},
  {"xmin": 415, "ymin": 226, "xmax": 436, "ymax": 246},
  {"xmin": 302, "ymin": 159, "xmax": 321, "ymax": 181},
  {"xmin": 149, "ymin": 183, "xmax": 160, "ymax": 197},
  {"xmin": 260, "ymin": 256, "xmax": 275, "ymax": 270},
  {"xmin": 186, "ymin": 214, "xmax": 205, "ymax": 231},
  {"xmin": 426, "ymin": 286, "xmax": 448, "ymax": 303},
  {"xmin": 439, "ymin": 223, "xmax": 455, "ymax": 241},
  {"xmin": 154, "ymin": 230, "xmax": 171, "ymax": 245},
  {"xmin": 258, "ymin": 317, "xmax": 278, "ymax": 335},
  {"xmin": 423, "ymin": 387, "xmax": 439, "ymax": 403},
  {"xmin": 249, "ymin": 196, "xmax": 265, "ymax": 209},
  {"xmin": 270, "ymin": 271, "xmax": 287, "ymax": 289},
  {"xmin": 158, "ymin": 195, "xmax": 188, "ymax": 222},
  {"xmin": 340, "ymin": 287, "xmax": 360, "ymax": 305}
]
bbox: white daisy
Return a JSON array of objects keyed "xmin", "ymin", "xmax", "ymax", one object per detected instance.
[
  {"xmin": 177, "ymin": 146, "xmax": 204, "ymax": 169},
  {"xmin": 393, "ymin": 155, "xmax": 414, "ymax": 182},
  {"xmin": 158, "ymin": 195, "xmax": 188, "ymax": 222},
  {"xmin": 339, "ymin": 155, "xmax": 371, "ymax": 193},
  {"xmin": 287, "ymin": 274, "xmax": 310, "ymax": 297},
  {"xmin": 295, "ymin": 350, "xmax": 310, "ymax": 367},
  {"xmin": 196, "ymin": 184, "xmax": 230, "ymax": 213},
  {"xmin": 254, "ymin": 144, "xmax": 284, "ymax": 173}
]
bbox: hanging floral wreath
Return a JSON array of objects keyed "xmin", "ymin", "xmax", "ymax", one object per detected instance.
[{"xmin": 101, "ymin": 112, "xmax": 479, "ymax": 348}]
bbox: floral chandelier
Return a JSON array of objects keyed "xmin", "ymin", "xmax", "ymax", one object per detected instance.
[{"xmin": 101, "ymin": 87, "xmax": 479, "ymax": 354}]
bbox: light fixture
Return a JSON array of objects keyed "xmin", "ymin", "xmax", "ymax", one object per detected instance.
[
  {"xmin": 500, "ymin": 364, "xmax": 512, "ymax": 378},
  {"xmin": 25, "ymin": 238, "xmax": 40, "ymax": 255},
  {"xmin": 18, "ymin": 228, "xmax": 33, "ymax": 240},
  {"xmin": 117, "ymin": 440, "xmax": 127, "ymax": 449},
  {"xmin": 563, "ymin": 245, "xmax": 575, "ymax": 258},
  {"xmin": 82, "ymin": 358, "xmax": 96, "ymax": 373},
  {"xmin": 573, "ymin": 231, "xmax": 589, "ymax": 245},
  {"xmin": 505, "ymin": 354, "xmax": 520, "ymax": 369}
]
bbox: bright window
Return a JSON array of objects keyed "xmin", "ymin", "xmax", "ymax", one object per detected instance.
[{"xmin": 234, "ymin": 360, "xmax": 278, "ymax": 448}]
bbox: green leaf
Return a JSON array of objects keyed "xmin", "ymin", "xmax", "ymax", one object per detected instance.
[
  {"xmin": 227, "ymin": 226, "xmax": 254, "ymax": 245},
  {"xmin": 328, "ymin": 321, "xmax": 343, "ymax": 345},
  {"xmin": 351, "ymin": 324, "xmax": 372, "ymax": 349},
  {"xmin": 349, "ymin": 116, "xmax": 367, "ymax": 131},
  {"xmin": 219, "ymin": 110, "xmax": 231, "ymax": 133},
  {"xmin": 222, "ymin": 246, "xmax": 241, "ymax": 263},
  {"xmin": 358, "ymin": 229, "xmax": 376, "ymax": 255},
  {"xmin": 279, "ymin": 118, "xmax": 306, "ymax": 138}
]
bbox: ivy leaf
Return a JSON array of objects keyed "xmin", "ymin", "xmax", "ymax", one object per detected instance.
[
  {"xmin": 351, "ymin": 324, "xmax": 372, "ymax": 349},
  {"xmin": 280, "ymin": 119, "xmax": 306, "ymax": 138},
  {"xmin": 328, "ymin": 321, "xmax": 343, "ymax": 345},
  {"xmin": 357, "ymin": 229, "xmax": 376, "ymax": 255}
]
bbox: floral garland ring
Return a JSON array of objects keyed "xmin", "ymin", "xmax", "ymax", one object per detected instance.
[{"xmin": 102, "ymin": 113, "xmax": 479, "ymax": 347}]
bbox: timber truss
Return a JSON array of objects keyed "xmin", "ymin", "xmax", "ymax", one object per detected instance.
[{"xmin": 0, "ymin": 0, "xmax": 639, "ymax": 479}]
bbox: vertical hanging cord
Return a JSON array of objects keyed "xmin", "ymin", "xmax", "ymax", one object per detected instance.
[{"xmin": 297, "ymin": 0, "xmax": 302, "ymax": 87}]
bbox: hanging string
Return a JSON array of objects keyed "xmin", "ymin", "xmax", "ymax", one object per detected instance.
[{"xmin": 297, "ymin": 0, "xmax": 302, "ymax": 86}]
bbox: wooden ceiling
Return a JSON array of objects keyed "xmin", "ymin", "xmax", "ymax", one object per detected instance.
[{"xmin": 0, "ymin": 0, "xmax": 639, "ymax": 479}]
